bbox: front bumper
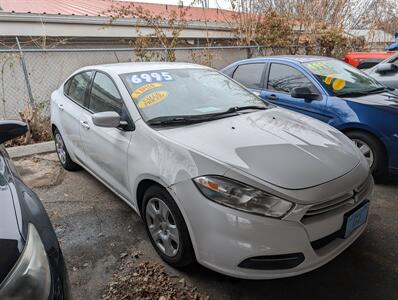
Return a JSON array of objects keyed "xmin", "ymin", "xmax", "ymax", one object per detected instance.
[{"xmin": 170, "ymin": 175, "xmax": 373, "ymax": 279}]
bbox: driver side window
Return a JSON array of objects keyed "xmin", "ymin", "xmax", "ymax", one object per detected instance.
[{"xmin": 268, "ymin": 63, "xmax": 318, "ymax": 94}]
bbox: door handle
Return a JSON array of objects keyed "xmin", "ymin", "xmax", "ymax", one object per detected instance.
[
  {"xmin": 267, "ymin": 94, "xmax": 278, "ymax": 100},
  {"xmin": 57, "ymin": 103, "xmax": 64, "ymax": 111},
  {"xmin": 80, "ymin": 120, "xmax": 90, "ymax": 130}
]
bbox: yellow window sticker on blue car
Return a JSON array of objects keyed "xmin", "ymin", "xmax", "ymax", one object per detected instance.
[
  {"xmin": 131, "ymin": 82, "xmax": 162, "ymax": 99},
  {"xmin": 138, "ymin": 91, "xmax": 169, "ymax": 108},
  {"xmin": 324, "ymin": 75, "xmax": 335, "ymax": 85},
  {"xmin": 332, "ymin": 79, "xmax": 346, "ymax": 91}
]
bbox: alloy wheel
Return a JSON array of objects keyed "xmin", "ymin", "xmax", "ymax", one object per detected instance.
[
  {"xmin": 55, "ymin": 133, "xmax": 67, "ymax": 165},
  {"xmin": 352, "ymin": 138, "xmax": 374, "ymax": 167}
]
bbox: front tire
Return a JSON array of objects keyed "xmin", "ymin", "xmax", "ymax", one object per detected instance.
[
  {"xmin": 53, "ymin": 128, "xmax": 80, "ymax": 171},
  {"xmin": 346, "ymin": 130, "xmax": 386, "ymax": 177},
  {"xmin": 142, "ymin": 185, "xmax": 195, "ymax": 268}
]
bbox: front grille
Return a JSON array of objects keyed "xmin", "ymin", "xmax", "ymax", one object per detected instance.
[
  {"xmin": 304, "ymin": 175, "xmax": 372, "ymax": 218},
  {"xmin": 310, "ymin": 200, "xmax": 370, "ymax": 250}
]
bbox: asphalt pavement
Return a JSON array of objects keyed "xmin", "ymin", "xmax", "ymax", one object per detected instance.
[{"xmin": 14, "ymin": 153, "xmax": 398, "ymax": 300}]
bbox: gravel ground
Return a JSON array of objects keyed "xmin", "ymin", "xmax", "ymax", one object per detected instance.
[{"xmin": 14, "ymin": 153, "xmax": 398, "ymax": 300}]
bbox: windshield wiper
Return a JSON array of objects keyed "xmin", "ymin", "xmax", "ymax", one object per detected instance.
[
  {"xmin": 146, "ymin": 116, "xmax": 206, "ymax": 126},
  {"xmin": 338, "ymin": 91, "xmax": 369, "ymax": 97},
  {"xmin": 363, "ymin": 87, "xmax": 390, "ymax": 94},
  {"xmin": 221, "ymin": 105, "xmax": 267, "ymax": 114},
  {"xmin": 339, "ymin": 87, "xmax": 389, "ymax": 97},
  {"xmin": 146, "ymin": 106, "xmax": 267, "ymax": 127}
]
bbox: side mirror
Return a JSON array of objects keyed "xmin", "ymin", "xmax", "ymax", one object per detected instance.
[
  {"xmin": 92, "ymin": 111, "xmax": 121, "ymax": 128},
  {"xmin": 290, "ymin": 87, "xmax": 319, "ymax": 100},
  {"xmin": 0, "ymin": 120, "xmax": 28, "ymax": 144},
  {"xmin": 375, "ymin": 63, "xmax": 398, "ymax": 74}
]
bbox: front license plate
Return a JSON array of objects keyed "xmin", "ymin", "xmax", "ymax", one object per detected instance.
[{"xmin": 343, "ymin": 202, "xmax": 369, "ymax": 238}]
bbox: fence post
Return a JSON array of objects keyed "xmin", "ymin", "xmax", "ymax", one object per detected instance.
[
  {"xmin": 163, "ymin": 47, "xmax": 168, "ymax": 62},
  {"xmin": 16, "ymin": 37, "xmax": 35, "ymax": 109}
]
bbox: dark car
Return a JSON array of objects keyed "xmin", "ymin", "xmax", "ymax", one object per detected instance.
[
  {"xmin": 0, "ymin": 120, "xmax": 69, "ymax": 299},
  {"xmin": 366, "ymin": 52, "xmax": 398, "ymax": 90},
  {"xmin": 222, "ymin": 56, "xmax": 398, "ymax": 177}
]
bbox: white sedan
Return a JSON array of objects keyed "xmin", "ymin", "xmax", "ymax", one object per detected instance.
[{"xmin": 51, "ymin": 62, "xmax": 372, "ymax": 279}]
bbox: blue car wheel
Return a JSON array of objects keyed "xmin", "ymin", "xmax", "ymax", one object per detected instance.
[{"xmin": 346, "ymin": 131, "xmax": 386, "ymax": 177}]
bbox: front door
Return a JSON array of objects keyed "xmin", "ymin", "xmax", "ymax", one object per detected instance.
[
  {"xmin": 79, "ymin": 71, "xmax": 132, "ymax": 199},
  {"xmin": 261, "ymin": 62, "xmax": 330, "ymax": 122}
]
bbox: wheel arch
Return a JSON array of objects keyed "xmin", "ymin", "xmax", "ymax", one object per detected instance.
[
  {"xmin": 134, "ymin": 177, "xmax": 200, "ymax": 260},
  {"xmin": 340, "ymin": 125, "xmax": 388, "ymax": 167},
  {"xmin": 51, "ymin": 123, "xmax": 58, "ymax": 134},
  {"xmin": 136, "ymin": 178, "xmax": 161, "ymax": 217}
]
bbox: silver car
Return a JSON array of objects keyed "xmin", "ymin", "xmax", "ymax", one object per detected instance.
[
  {"xmin": 366, "ymin": 52, "xmax": 398, "ymax": 90},
  {"xmin": 51, "ymin": 62, "xmax": 372, "ymax": 279}
]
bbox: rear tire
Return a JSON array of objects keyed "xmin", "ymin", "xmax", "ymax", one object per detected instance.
[
  {"xmin": 142, "ymin": 185, "xmax": 195, "ymax": 268},
  {"xmin": 346, "ymin": 130, "xmax": 386, "ymax": 177},
  {"xmin": 53, "ymin": 128, "xmax": 80, "ymax": 171}
]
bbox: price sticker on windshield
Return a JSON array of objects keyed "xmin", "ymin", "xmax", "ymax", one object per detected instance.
[{"xmin": 130, "ymin": 72, "xmax": 174, "ymax": 84}]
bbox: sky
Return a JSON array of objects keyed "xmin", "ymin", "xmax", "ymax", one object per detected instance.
[{"xmin": 119, "ymin": 0, "xmax": 232, "ymax": 9}]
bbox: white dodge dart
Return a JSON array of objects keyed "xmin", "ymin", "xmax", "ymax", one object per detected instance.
[{"xmin": 51, "ymin": 62, "xmax": 373, "ymax": 279}]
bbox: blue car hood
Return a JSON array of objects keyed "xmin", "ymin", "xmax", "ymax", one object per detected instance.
[{"xmin": 344, "ymin": 92, "xmax": 398, "ymax": 111}]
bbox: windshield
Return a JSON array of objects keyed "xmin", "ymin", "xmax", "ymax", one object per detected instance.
[
  {"xmin": 304, "ymin": 59, "xmax": 384, "ymax": 96},
  {"xmin": 120, "ymin": 68, "xmax": 269, "ymax": 122}
]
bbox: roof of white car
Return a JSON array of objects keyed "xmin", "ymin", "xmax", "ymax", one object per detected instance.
[{"xmin": 80, "ymin": 62, "xmax": 209, "ymax": 75}]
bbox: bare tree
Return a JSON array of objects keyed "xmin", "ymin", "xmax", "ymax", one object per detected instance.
[
  {"xmin": 228, "ymin": 0, "xmax": 377, "ymax": 57},
  {"xmin": 108, "ymin": 2, "xmax": 189, "ymax": 61},
  {"xmin": 229, "ymin": 0, "xmax": 264, "ymax": 46}
]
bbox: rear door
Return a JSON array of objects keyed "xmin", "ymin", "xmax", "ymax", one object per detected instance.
[
  {"xmin": 52, "ymin": 71, "xmax": 93, "ymax": 161},
  {"xmin": 79, "ymin": 71, "xmax": 133, "ymax": 199},
  {"xmin": 262, "ymin": 62, "xmax": 330, "ymax": 122},
  {"xmin": 230, "ymin": 62, "xmax": 266, "ymax": 96}
]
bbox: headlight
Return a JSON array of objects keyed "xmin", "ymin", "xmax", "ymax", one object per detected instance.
[
  {"xmin": 193, "ymin": 176, "xmax": 293, "ymax": 218},
  {"xmin": 0, "ymin": 223, "xmax": 51, "ymax": 300}
]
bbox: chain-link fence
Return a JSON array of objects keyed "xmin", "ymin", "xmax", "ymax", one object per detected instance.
[{"xmin": 0, "ymin": 46, "xmax": 267, "ymax": 119}]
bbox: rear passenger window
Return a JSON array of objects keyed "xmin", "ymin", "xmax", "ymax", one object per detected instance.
[
  {"xmin": 64, "ymin": 71, "xmax": 93, "ymax": 106},
  {"xmin": 89, "ymin": 72, "xmax": 122, "ymax": 114},
  {"xmin": 232, "ymin": 63, "xmax": 265, "ymax": 89}
]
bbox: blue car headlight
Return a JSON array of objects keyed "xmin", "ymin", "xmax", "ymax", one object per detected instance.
[
  {"xmin": 193, "ymin": 176, "xmax": 293, "ymax": 218},
  {"xmin": 0, "ymin": 223, "xmax": 51, "ymax": 300}
]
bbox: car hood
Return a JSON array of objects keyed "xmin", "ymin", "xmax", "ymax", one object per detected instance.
[
  {"xmin": 158, "ymin": 108, "xmax": 360, "ymax": 190},
  {"xmin": 344, "ymin": 91, "xmax": 398, "ymax": 111}
]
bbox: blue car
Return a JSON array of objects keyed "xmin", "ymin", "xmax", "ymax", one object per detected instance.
[{"xmin": 222, "ymin": 56, "xmax": 398, "ymax": 177}]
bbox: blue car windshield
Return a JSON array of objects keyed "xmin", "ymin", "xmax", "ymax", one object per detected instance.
[
  {"xmin": 120, "ymin": 68, "xmax": 269, "ymax": 122},
  {"xmin": 304, "ymin": 59, "xmax": 384, "ymax": 96}
]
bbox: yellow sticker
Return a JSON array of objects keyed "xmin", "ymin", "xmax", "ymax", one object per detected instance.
[
  {"xmin": 324, "ymin": 75, "xmax": 334, "ymax": 85},
  {"xmin": 131, "ymin": 82, "xmax": 162, "ymax": 99},
  {"xmin": 332, "ymin": 79, "xmax": 346, "ymax": 91},
  {"xmin": 138, "ymin": 91, "xmax": 168, "ymax": 108}
]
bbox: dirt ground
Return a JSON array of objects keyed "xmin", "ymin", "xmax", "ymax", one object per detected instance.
[{"xmin": 14, "ymin": 153, "xmax": 398, "ymax": 300}]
